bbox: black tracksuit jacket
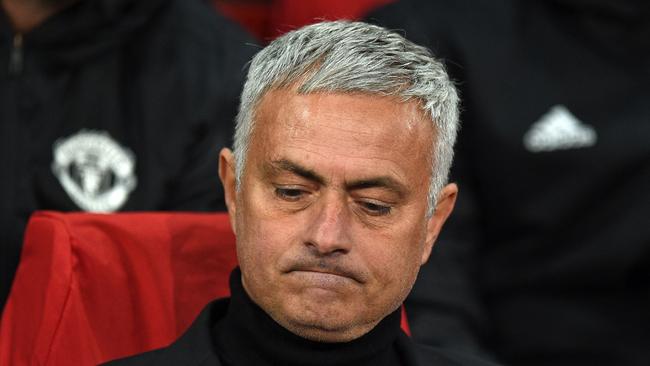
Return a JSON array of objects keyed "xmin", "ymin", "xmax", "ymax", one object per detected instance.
[
  {"xmin": 368, "ymin": 1, "xmax": 650, "ymax": 365},
  {"xmin": 0, "ymin": 0, "xmax": 256, "ymax": 310}
]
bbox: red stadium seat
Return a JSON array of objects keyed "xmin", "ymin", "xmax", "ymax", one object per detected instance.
[
  {"xmin": 0, "ymin": 211, "xmax": 410, "ymax": 365},
  {"xmin": 0, "ymin": 212, "xmax": 237, "ymax": 365}
]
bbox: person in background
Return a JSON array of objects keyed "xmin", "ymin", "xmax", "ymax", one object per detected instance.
[
  {"xmin": 105, "ymin": 20, "xmax": 499, "ymax": 366},
  {"xmin": 0, "ymin": 0, "xmax": 256, "ymax": 311},
  {"xmin": 367, "ymin": 1, "xmax": 650, "ymax": 365}
]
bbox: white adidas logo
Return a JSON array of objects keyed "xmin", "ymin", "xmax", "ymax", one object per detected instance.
[{"xmin": 523, "ymin": 105, "xmax": 597, "ymax": 152}]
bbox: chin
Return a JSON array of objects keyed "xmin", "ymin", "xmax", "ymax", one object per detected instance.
[
  {"xmin": 286, "ymin": 316, "xmax": 365, "ymax": 343},
  {"xmin": 290, "ymin": 294, "xmax": 352, "ymax": 323},
  {"xmin": 280, "ymin": 301, "xmax": 372, "ymax": 342}
]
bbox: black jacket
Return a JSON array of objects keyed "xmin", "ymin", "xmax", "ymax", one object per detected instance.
[
  {"xmin": 368, "ymin": 1, "xmax": 650, "ymax": 365},
  {"xmin": 0, "ymin": 0, "xmax": 256, "ymax": 309},
  {"xmin": 103, "ymin": 297, "xmax": 500, "ymax": 366}
]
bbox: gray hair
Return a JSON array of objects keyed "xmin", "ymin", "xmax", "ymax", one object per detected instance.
[{"xmin": 233, "ymin": 20, "xmax": 459, "ymax": 216}]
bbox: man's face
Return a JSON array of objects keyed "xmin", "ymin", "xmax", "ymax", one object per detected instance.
[{"xmin": 220, "ymin": 89, "xmax": 456, "ymax": 342}]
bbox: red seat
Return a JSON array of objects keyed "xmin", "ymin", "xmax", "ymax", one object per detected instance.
[
  {"xmin": 0, "ymin": 211, "xmax": 237, "ymax": 365},
  {"xmin": 0, "ymin": 211, "xmax": 410, "ymax": 366}
]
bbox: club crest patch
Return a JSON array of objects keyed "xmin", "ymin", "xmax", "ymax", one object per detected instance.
[{"xmin": 52, "ymin": 130, "xmax": 137, "ymax": 212}]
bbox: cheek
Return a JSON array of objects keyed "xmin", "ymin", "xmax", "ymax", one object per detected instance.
[
  {"xmin": 236, "ymin": 195, "xmax": 300, "ymax": 273},
  {"xmin": 362, "ymin": 221, "xmax": 427, "ymax": 291},
  {"xmin": 237, "ymin": 217, "xmax": 282, "ymax": 269},
  {"xmin": 235, "ymin": 217, "xmax": 295, "ymax": 305}
]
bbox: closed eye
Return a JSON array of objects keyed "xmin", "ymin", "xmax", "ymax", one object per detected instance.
[
  {"xmin": 359, "ymin": 201, "xmax": 392, "ymax": 216},
  {"xmin": 275, "ymin": 187, "xmax": 307, "ymax": 201}
]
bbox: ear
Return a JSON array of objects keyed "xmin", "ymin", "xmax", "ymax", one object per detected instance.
[
  {"xmin": 218, "ymin": 148, "xmax": 238, "ymax": 234},
  {"xmin": 421, "ymin": 183, "xmax": 458, "ymax": 264}
]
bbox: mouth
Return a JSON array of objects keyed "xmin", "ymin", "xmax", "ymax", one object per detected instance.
[{"xmin": 286, "ymin": 266, "xmax": 365, "ymax": 285}]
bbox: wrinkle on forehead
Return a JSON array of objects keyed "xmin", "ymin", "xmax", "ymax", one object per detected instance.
[
  {"xmin": 251, "ymin": 88, "xmax": 435, "ymax": 188},
  {"xmin": 268, "ymin": 144, "xmax": 410, "ymax": 179}
]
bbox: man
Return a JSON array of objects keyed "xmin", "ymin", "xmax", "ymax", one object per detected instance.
[
  {"xmin": 367, "ymin": 1, "xmax": 650, "ymax": 365},
  {"xmin": 106, "ymin": 21, "xmax": 498, "ymax": 366},
  {"xmin": 0, "ymin": 0, "xmax": 255, "ymax": 310}
]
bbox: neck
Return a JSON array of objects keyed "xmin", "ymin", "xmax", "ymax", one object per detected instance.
[
  {"xmin": 1, "ymin": 0, "xmax": 74, "ymax": 33},
  {"xmin": 214, "ymin": 268, "xmax": 404, "ymax": 366}
]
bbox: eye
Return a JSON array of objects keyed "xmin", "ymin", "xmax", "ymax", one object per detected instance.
[
  {"xmin": 274, "ymin": 187, "xmax": 306, "ymax": 201},
  {"xmin": 359, "ymin": 201, "xmax": 392, "ymax": 216}
]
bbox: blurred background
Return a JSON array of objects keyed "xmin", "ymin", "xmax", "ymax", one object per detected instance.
[{"xmin": 1, "ymin": 1, "xmax": 648, "ymax": 365}]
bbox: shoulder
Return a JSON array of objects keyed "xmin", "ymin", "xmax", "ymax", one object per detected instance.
[
  {"xmin": 133, "ymin": 0, "xmax": 258, "ymax": 86},
  {"xmin": 366, "ymin": 0, "xmax": 516, "ymax": 45},
  {"xmin": 149, "ymin": 0, "xmax": 256, "ymax": 48},
  {"xmin": 102, "ymin": 299, "xmax": 229, "ymax": 366},
  {"xmin": 127, "ymin": 0, "xmax": 257, "ymax": 134},
  {"xmin": 159, "ymin": 0, "xmax": 258, "ymax": 67},
  {"xmin": 367, "ymin": 0, "xmax": 515, "ymax": 24}
]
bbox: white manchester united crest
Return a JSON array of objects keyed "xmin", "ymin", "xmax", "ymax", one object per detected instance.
[{"xmin": 52, "ymin": 130, "xmax": 137, "ymax": 212}]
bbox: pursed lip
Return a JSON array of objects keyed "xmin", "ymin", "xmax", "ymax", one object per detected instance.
[{"xmin": 286, "ymin": 265, "xmax": 365, "ymax": 284}]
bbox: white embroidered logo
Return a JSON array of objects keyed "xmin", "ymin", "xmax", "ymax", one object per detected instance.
[
  {"xmin": 52, "ymin": 130, "xmax": 137, "ymax": 212},
  {"xmin": 523, "ymin": 105, "xmax": 597, "ymax": 152}
]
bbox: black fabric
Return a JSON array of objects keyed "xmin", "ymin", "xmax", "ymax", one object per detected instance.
[
  {"xmin": 214, "ymin": 268, "xmax": 402, "ymax": 366},
  {"xmin": 0, "ymin": 0, "xmax": 257, "ymax": 310},
  {"xmin": 367, "ymin": 1, "xmax": 650, "ymax": 366},
  {"xmin": 104, "ymin": 269, "xmax": 501, "ymax": 366}
]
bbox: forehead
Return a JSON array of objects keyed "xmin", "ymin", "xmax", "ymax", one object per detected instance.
[{"xmin": 249, "ymin": 89, "xmax": 434, "ymax": 183}]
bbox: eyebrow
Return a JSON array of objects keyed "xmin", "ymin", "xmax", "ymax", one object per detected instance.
[
  {"xmin": 267, "ymin": 159, "xmax": 326, "ymax": 185},
  {"xmin": 267, "ymin": 159, "xmax": 407, "ymax": 198},
  {"xmin": 346, "ymin": 177, "xmax": 407, "ymax": 198}
]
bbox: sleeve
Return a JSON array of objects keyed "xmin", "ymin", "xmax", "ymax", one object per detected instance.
[{"xmin": 366, "ymin": 0, "xmax": 496, "ymax": 359}]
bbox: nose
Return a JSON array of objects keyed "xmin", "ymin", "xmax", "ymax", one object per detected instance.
[{"xmin": 304, "ymin": 192, "xmax": 353, "ymax": 256}]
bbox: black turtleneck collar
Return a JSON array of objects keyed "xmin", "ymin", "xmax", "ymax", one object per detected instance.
[{"xmin": 213, "ymin": 268, "xmax": 404, "ymax": 366}]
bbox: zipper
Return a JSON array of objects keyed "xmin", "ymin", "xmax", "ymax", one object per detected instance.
[{"xmin": 9, "ymin": 33, "xmax": 23, "ymax": 76}]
